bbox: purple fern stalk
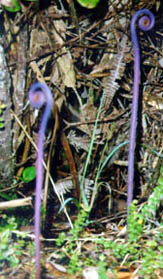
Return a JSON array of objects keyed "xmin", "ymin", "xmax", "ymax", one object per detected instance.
[
  {"xmin": 28, "ymin": 82, "xmax": 53, "ymax": 279},
  {"xmin": 128, "ymin": 9, "xmax": 155, "ymax": 211}
]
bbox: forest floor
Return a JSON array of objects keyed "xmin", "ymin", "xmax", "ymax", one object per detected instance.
[{"xmin": 0, "ymin": 0, "xmax": 162, "ymax": 278}]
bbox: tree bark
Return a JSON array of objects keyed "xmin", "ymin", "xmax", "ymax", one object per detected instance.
[{"xmin": 0, "ymin": 41, "xmax": 13, "ymax": 187}]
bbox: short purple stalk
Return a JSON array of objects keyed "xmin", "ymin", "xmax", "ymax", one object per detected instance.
[
  {"xmin": 127, "ymin": 9, "xmax": 155, "ymax": 212},
  {"xmin": 28, "ymin": 82, "xmax": 53, "ymax": 279}
]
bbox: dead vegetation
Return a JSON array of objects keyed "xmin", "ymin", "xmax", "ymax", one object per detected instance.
[{"xmin": 0, "ymin": 0, "xmax": 162, "ymax": 278}]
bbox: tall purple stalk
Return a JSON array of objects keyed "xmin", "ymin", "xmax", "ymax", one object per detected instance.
[
  {"xmin": 127, "ymin": 9, "xmax": 155, "ymax": 211},
  {"xmin": 28, "ymin": 82, "xmax": 53, "ymax": 279}
]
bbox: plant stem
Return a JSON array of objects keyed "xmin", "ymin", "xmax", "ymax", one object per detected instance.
[
  {"xmin": 128, "ymin": 9, "xmax": 155, "ymax": 211},
  {"xmin": 28, "ymin": 82, "xmax": 53, "ymax": 279}
]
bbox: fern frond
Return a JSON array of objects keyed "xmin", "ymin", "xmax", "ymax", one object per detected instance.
[
  {"xmin": 102, "ymin": 34, "xmax": 127, "ymax": 110},
  {"xmin": 54, "ymin": 178, "xmax": 73, "ymax": 195},
  {"xmin": 67, "ymin": 130, "xmax": 90, "ymax": 152},
  {"xmin": 54, "ymin": 176, "xmax": 94, "ymax": 202},
  {"xmin": 82, "ymin": 178, "xmax": 94, "ymax": 201}
]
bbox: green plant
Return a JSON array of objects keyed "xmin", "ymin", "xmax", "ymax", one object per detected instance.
[
  {"xmin": 2, "ymin": 0, "xmax": 38, "ymax": 12},
  {"xmin": 128, "ymin": 165, "xmax": 163, "ymax": 242},
  {"xmin": 139, "ymin": 248, "xmax": 161, "ymax": 279},
  {"xmin": 0, "ymin": 215, "xmax": 19, "ymax": 267},
  {"xmin": 56, "ymin": 207, "xmax": 89, "ymax": 274},
  {"xmin": 79, "ymin": 82, "xmax": 129, "ymax": 211},
  {"xmin": 0, "ymin": 190, "xmax": 17, "ymax": 201},
  {"xmin": 127, "ymin": 200, "xmax": 144, "ymax": 242},
  {"xmin": 97, "ymin": 255, "xmax": 107, "ymax": 279},
  {"xmin": 0, "ymin": 103, "xmax": 6, "ymax": 129},
  {"xmin": 67, "ymin": 251, "xmax": 82, "ymax": 274},
  {"xmin": 56, "ymin": 232, "xmax": 66, "ymax": 246},
  {"xmin": 76, "ymin": 0, "xmax": 100, "ymax": 9},
  {"xmin": 0, "ymin": 214, "xmax": 35, "ymax": 272},
  {"xmin": 22, "ymin": 166, "xmax": 36, "ymax": 183},
  {"xmin": 69, "ymin": 207, "xmax": 89, "ymax": 239},
  {"xmin": 2, "ymin": 0, "xmax": 21, "ymax": 12},
  {"xmin": 55, "ymin": 162, "xmax": 162, "ymax": 274},
  {"xmin": 57, "ymin": 207, "xmax": 89, "ymax": 248}
]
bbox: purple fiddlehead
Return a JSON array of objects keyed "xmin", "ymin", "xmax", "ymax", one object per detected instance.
[
  {"xmin": 127, "ymin": 9, "xmax": 155, "ymax": 211},
  {"xmin": 28, "ymin": 82, "xmax": 53, "ymax": 279}
]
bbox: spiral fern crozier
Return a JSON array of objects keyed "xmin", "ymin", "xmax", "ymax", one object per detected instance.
[{"xmin": 28, "ymin": 82, "xmax": 53, "ymax": 279}]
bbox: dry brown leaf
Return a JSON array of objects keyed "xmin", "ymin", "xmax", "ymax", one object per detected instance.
[
  {"xmin": 30, "ymin": 61, "xmax": 45, "ymax": 82},
  {"xmin": 117, "ymin": 271, "xmax": 133, "ymax": 279},
  {"xmin": 52, "ymin": 20, "xmax": 76, "ymax": 88},
  {"xmin": 44, "ymin": 263, "xmax": 76, "ymax": 279}
]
